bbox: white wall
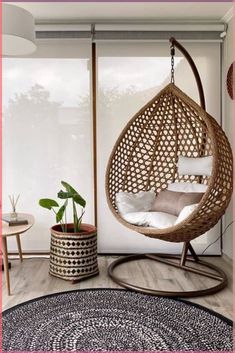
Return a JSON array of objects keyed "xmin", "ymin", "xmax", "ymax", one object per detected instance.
[{"xmin": 222, "ymin": 18, "xmax": 234, "ymax": 260}]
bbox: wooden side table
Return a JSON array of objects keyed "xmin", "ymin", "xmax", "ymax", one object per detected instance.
[{"xmin": 2, "ymin": 213, "xmax": 34, "ymax": 295}]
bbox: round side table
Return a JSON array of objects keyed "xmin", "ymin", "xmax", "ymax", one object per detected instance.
[{"xmin": 2, "ymin": 213, "xmax": 34, "ymax": 295}]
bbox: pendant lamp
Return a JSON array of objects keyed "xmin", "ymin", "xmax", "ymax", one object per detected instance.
[{"xmin": 3, "ymin": 4, "xmax": 36, "ymax": 56}]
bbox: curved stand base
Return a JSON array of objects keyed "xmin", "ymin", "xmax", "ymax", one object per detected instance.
[{"xmin": 108, "ymin": 254, "xmax": 228, "ymax": 298}]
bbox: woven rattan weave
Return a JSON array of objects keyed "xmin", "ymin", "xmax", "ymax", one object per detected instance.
[{"xmin": 227, "ymin": 62, "xmax": 234, "ymax": 100}]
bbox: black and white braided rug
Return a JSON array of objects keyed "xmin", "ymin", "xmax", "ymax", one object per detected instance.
[{"xmin": 3, "ymin": 289, "xmax": 233, "ymax": 351}]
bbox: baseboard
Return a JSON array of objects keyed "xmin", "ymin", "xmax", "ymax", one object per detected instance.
[
  {"xmin": 8, "ymin": 251, "xmax": 224, "ymax": 257},
  {"xmin": 9, "ymin": 251, "xmax": 50, "ymax": 256}
]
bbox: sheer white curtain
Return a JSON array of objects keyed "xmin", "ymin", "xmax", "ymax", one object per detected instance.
[{"xmin": 3, "ymin": 40, "xmax": 94, "ymax": 252}]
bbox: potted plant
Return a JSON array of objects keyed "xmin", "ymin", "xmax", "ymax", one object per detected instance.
[{"xmin": 39, "ymin": 181, "xmax": 99, "ymax": 283}]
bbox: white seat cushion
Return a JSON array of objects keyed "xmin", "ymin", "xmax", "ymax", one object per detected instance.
[
  {"xmin": 147, "ymin": 212, "xmax": 177, "ymax": 229},
  {"xmin": 122, "ymin": 211, "xmax": 177, "ymax": 229},
  {"xmin": 168, "ymin": 182, "xmax": 208, "ymax": 193},
  {"xmin": 122, "ymin": 212, "xmax": 151, "ymax": 227}
]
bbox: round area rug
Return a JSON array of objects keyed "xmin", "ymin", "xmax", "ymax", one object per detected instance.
[{"xmin": 3, "ymin": 289, "xmax": 232, "ymax": 351}]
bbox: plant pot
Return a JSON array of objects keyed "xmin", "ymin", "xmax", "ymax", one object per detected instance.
[{"xmin": 49, "ymin": 223, "xmax": 99, "ymax": 283}]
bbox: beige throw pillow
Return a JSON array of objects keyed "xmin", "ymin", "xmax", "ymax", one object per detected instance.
[{"xmin": 151, "ymin": 190, "xmax": 204, "ymax": 216}]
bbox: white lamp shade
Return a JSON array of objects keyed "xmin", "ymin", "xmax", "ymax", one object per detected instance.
[{"xmin": 3, "ymin": 4, "xmax": 36, "ymax": 56}]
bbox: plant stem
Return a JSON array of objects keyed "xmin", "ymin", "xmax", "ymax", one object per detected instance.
[
  {"xmin": 72, "ymin": 200, "xmax": 78, "ymax": 233},
  {"xmin": 65, "ymin": 209, "xmax": 67, "ymax": 233},
  {"xmin": 78, "ymin": 209, "xmax": 85, "ymax": 229}
]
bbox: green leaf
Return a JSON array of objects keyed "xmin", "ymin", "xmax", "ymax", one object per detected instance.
[
  {"xmin": 61, "ymin": 181, "xmax": 78, "ymax": 195},
  {"xmin": 56, "ymin": 200, "xmax": 68, "ymax": 223},
  {"xmin": 39, "ymin": 198, "xmax": 59, "ymax": 210},
  {"xmin": 73, "ymin": 194, "xmax": 86, "ymax": 208},
  {"xmin": 57, "ymin": 190, "xmax": 72, "ymax": 199},
  {"xmin": 61, "ymin": 181, "xmax": 86, "ymax": 207}
]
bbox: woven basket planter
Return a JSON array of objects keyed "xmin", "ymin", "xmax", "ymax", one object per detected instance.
[{"xmin": 49, "ymin": 223, "xmax": 99, "ymax": 283}]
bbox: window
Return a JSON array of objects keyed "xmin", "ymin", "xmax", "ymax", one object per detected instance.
[{"xmin": 3, "ymin": 40, "xmax": 93, "ymax": 251}]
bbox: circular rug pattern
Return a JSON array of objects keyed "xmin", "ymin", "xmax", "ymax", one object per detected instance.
[{"xmin": 3, "ymin": 289, "xmax": 232, "ymax": 351}]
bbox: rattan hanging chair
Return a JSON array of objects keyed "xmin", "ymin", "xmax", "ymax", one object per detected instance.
[{"xmin": 106, "ymin": 38, "xmax": 233, "ymax": 297}]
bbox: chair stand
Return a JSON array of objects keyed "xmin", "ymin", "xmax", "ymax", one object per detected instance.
[{"xmin": 108, "ymin": 242, "xmax": 227, "ymax": 298}]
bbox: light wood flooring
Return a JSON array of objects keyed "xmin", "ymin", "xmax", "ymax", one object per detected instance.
[{"xmin": 2, "ymin": 255, "xmax": 233, "ymax": 319}]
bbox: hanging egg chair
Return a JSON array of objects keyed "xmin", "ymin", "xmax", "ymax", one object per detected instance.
[{"xmin": 106, "ymin": 38, "xmax": 233, "ymax": 297}]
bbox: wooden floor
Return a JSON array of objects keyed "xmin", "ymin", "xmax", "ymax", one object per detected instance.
[{"xmin": 2, "ymin": 255, "xmax": 233, "ymax": 319}]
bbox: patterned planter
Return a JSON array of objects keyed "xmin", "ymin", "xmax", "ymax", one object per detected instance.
[{"xmin": 49, "ymin": 223, "xmax": 99, "ymax": 282}]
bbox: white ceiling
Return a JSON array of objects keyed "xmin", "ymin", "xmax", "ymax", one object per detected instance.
[{"xmin": 7, "ymin": 2, "xmax": 233, "ymax": 23}]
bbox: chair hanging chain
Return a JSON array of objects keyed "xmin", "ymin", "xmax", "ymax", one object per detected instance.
[{"xmin": 170, "ymin": 44, "xmax": 175, "ymax": 84}]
